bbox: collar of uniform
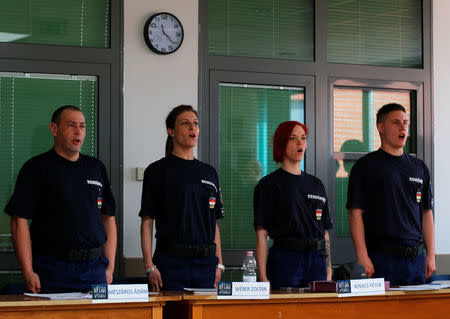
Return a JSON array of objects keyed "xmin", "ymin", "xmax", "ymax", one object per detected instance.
[{"xmin": 50, "ymin": 148, "xmax": 83, "ymax": 166}]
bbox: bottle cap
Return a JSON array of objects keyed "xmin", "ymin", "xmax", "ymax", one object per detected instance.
[{"xmin": 247, "ymin": 251, "xmax": 253, "ymax": 256}]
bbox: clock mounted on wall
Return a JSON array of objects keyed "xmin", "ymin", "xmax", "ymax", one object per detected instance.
[{"xmin": 143, "ymin": 12, "xmax": 184, "ymax": 55}]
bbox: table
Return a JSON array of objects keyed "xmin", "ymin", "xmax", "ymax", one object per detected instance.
[
  {"xmin": 166, "ymin": 289, "xmax": 450, "ymax": 319},
  {"xmin": 0, "ymin": 293, "xmax": 181, "ymax": 319}
]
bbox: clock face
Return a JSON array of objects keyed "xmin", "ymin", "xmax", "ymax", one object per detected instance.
[{"xmin": 144, "ymin": 13, "xmax": 184, "ymax": 54}]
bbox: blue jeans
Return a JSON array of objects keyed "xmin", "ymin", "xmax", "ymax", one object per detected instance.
[
  {"xmin": 267, "ymin": 246, "xmax": 326, "ymax": 289},
  {"xmin": 153, "ymin": 250, "xmax": 218, "ymax": 290},
  {"xmin": 369, "ymin": 250, "xmax": 425, "ymax": 286},
  {"xmin": 33, "ymin": 254, "xmax": 108, "ymax": 293}
]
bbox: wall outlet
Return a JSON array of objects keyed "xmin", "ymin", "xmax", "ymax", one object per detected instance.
[{"xmin": 136, "ymin": 167, "xmax": 145, "ymax": 181}]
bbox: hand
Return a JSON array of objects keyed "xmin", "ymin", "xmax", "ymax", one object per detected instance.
[
  {"xmin": 214, "ymin": 268, "xmax": 222, "ymax": 287},
  {"xmin": 105, "ymin": 267, "xmax": 114, "ymax": 285},
  {"xmin": 258, "ymin": 273, "xmax": 269, "ymax": 282},
  {"xmin": 357, "ymin": 255, "xmax": 375, "ymax": 278},
  {"xmin": 425, "ymin": 254, "xmax": 436, "ymax": 279},
  {"xmin": 160, "ymin": 24, "xmax": 174, "ymax": 44},
  {"xmin": 23, "ymin": 270, "xmax": 41, "ymax": 293},
  {"xmin": 326, "ymin": 267, "xmax": 333, "ymax": 281},
  {"xmin": 146, "ymin": 268, "xmax": 163, "ymax": 292}
]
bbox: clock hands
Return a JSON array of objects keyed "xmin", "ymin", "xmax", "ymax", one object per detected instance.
[{"xmin": 160, "ymin": 24, "xmax": 175, "ymax": 44}]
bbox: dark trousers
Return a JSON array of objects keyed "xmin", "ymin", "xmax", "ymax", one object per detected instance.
[
  {"xmin": 267, "ymin": 246, "xmax": 326, "ymax": 289},
  {"xmin": 153, "ymin": 250, "xmax": 218, "ymax": 291},
  {"xmin": 369, "ymin": 250, "xmax": 425, "ymax": 286},
  {"xmin": 33, "ymin": 254, "xmax": 109, "ymax": 293}
]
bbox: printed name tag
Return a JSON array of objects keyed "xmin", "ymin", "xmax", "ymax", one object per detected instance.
[
  {"xmin": 217, "ymin": 282, "xmax": 270, "ymax": 299},
  {"xmin": 337, "ymin": 278, "xmax": 385, "ymax": 297},
  {"xmin": 92, "ymin": 284, "xmax": 149, "ymax": 303}
]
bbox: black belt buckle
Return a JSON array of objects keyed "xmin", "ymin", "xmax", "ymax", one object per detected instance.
[
  {"xmin": 160, "ymin": 242, "xmax": 216, "ymax": 258},
  {"xmin": 192, "ymin": 246, "xmax": 203, "ymax": 258},
  {"xmin": 404, "ymin": 245, "xmax": 419, "ymax": 258},
  {"xmin": 67, "ymin": 247, "xmax": 101, "ymax": 262},
  {"xmin": 192, "ymin": 245, "xmax": 215, "ymax": 257},
  {"xmin": 311, "ymin": 239, "xmax": 324, "ymax": 251},
  {"xmin": 69, "ymin": 249, "xmax": 86, "ymax": 260}
]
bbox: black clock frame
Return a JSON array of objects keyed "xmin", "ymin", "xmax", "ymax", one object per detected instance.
[{"xmin": 143, "ymin": 12, "xmax": 184, "ymax": 55}]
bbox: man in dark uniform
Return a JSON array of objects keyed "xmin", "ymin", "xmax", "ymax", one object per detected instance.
[
  {"xmin": 347, "ymin": 103, "xmax": 435, "ymax": 285},
  {"xmin": 5, "ymin": 105, "xmax": 117, "ymax": 293}
]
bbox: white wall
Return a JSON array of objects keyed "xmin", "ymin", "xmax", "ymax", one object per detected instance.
[
  {"xmin": 123, "ymin": 0, "xmax": 450, "ymax": 258},
  {"xmin": 433, "ymin": 0, "xmax": 450, "ymax": 254},
  {"xmin": 123, "ymin": 0, "xmax": 198, "ymax": 257}
]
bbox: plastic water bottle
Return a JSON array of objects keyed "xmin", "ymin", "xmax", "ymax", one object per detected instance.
[{"xmin": 242, "ymin": 250, "xmax": 257, "ymax": 282}]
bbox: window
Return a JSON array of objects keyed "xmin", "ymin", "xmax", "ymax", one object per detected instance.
[
  {"xmin": 208, "ymin": 0, "xmax": 314, "ymax": 60},
  {"xmin": 219, "ymin": 83, "xmax": 305, "ymax": 249},
  {"xmin": 332, "ymin": 84, "xmax": 417, "ymax": 237},
  {"xmin": 0, "ymin": 0, "xmax": 110, "ymax": 48},
  {"xmin": 0, "ymin": 72, "xmax": 98, "ymax": 251},
  {"xmin": 0, "ymin": 0, "xmax": 121, "ymax": 290},
  {"xmin": 327, "ymin": 0, "xmax": 422, "ymax": 68},
  {"xmin": 205, "ymin": 71, "xmax": 314, "ymax": 268},
  {"xmin": 200, "ymin": 0, "xmax": 431, "ymax": 266}
]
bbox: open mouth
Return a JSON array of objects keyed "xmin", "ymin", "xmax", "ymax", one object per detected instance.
[
  {"xmin": 189, "ymin": 134, "xmax": 196, "ymax": 138},
  {"xmin": 297, "ymin": 149, "xmax": 303, "ymax": 153},
  {"xmin": 399, "ymin": 134, "xmax": 406, "ymax": 140}
]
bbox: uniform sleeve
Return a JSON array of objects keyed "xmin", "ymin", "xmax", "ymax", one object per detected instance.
[
  {"xmin": 4, "ymin": 159, "xmax": 38, "ymax": 220},
  {"xmin": 421, "ymin": 162, "xmax": 433, "ymax": 210},
  {"xmin": 253, "ymin": 179, "xmax": 277, "ymax": 231},
  {"xmin": 139, "ymin": 163, "xmax": 162, "ymax": 219},
  {"xmin": 321, "ymin": 183, "xmax": 333, "ymax": 230},
  {"xmin": 346, "ymin": 159, "xmax": 369, "ymax": 211},
  {"xmin": 216, "ymin": 186, "xmax": 225, "ymax": 220},
  {"xmin": 100, "ymin": 161, "xmax": 116, "ymax": 216},
  {"xmin": 212, "ymin": 168, "xmax": 224, "ymax": 220}
]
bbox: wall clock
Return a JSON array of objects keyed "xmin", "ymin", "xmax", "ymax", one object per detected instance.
[{"xmin": 143, "ymin": 12, "xmax": 184, "ymax": 54}]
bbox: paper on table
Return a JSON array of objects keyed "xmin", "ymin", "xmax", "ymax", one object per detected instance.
[
  {"xmin": 390, "ymin": 282, "xmax": 450, "ymax": 291},
  {"xmin": 24, "ymin": 292, "xmax": 92, "ymax": 300},
  {"xmin": 183, "ymin": 288, "xmax": 217, "ymax": 295}
]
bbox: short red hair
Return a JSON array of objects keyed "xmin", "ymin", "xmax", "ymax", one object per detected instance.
[{"xmin": 273, "ymin": 121, "xmax": 308, "ymax": 163}]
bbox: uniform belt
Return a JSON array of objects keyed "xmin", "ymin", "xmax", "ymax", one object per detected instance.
[
  {"xmin": 273, "ymin": 237, "xmax": 325, "ymax": 252},
  {"xmin": 371, "ymin": 242, "xmax": 425, "ymax": 258},
  {"xmin": 34, "ymin": 246, "xmax": 103, "ymax": 262},
  {"xmin": 156, "ymin": 240, "xmax": 216, "ymax": 258}
]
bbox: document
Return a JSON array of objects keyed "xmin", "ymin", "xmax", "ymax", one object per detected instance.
[
  {"xmin": 24, "ymin": 292, "xmax": 92, "ymax": 300},
  {"xmin": 183, "ymin": 288, "xmax": 217, "ymax": 295},
  {"xmin": 390, "ymin": 282, "xmax": 450, "ymax": 291}
]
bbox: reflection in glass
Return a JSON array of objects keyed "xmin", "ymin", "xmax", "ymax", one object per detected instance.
[
  {"xmin": 219, "ymin": 83, "xmax": 305, "ymax": 249},
  {"xmin": 334, "ymin": 88, "xmax": 413, "ymax": 153}
]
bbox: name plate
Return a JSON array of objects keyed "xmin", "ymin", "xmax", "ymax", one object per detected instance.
[
  {"xmin": 92, "ymin": 284, "xmax": 149, "ymax": 303},
  {"xmin": 217, "ymin": 282, "xmax": 270, "ymax": 299},
  {"xmin": 337, "ymin": 278, "xmax": 385, "ymax": 297}
]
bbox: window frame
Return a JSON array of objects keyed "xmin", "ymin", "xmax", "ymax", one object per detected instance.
[
  {"xmin": 199, "ymin": 0, "xmax": 432, "ymax": 268},
  {"xmin": 0, "ymin": 0, "xmax": 123, "ymax": 276},
  {"xmin": 329, "ymin": 78, "xmax": 424, "ymax": 262},
  {"xmin": 207, "ymin": 70, "xmax": 315, "ymax": 267}
]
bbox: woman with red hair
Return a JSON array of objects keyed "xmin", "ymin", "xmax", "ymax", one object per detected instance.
[{"xmin": 253, "ymin": 121, "xmax": 333, "ymax": 289}]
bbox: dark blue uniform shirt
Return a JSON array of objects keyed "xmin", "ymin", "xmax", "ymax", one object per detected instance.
[
  {"xmin": 4, "ymin": 149, "xmax": 116, "ymax": 251},
  {"xmin": 346, "ymin": 149, "xmax": 433, "ymax": 246},
  {"xmin": 254, "ymin": 168, "xmax": 333, "ymax": 239},
  {"xmin": 139, "ymin": 154, "xmax": 224, "ymax": 245}
]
